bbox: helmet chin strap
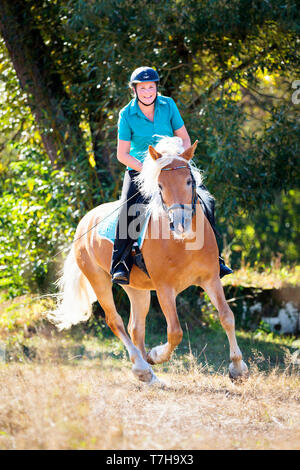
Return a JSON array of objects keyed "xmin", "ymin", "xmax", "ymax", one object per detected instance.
[
  {"xmin": 134, "ymin": 84, "xmax": 157, "ymax": 106},
  {"xmin": 137, "ymin": 93, "xmax": 157, "ymax": 106}
]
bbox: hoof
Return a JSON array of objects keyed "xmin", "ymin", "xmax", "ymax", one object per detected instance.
[
  {"xmin": 146, "ymin": 352, "xmax": 155, "ymax": 365},
  {"xmin": 147, "ymin": 373, "xmax": 163, "ymax": 387},
  {"xmin": 229, "ymin": 371, "xmax": 249, "ymax": 383},
  {"xmin": 132, "ymin": 364, "xmax": 154, "ymax": 383},
  {"xmin": 147, "ymin": 344, "xmax": 167, "ymax": 365},
  {"xmin": 229, "ymin": 361, "xmax": 249, "ymax": 383}
]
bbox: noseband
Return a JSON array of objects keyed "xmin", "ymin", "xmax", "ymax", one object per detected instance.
[{"xmin": 159, "ymin": 165, "xmax": 198, "ymax": 231}]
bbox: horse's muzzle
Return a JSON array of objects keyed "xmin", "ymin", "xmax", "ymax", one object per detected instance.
[{"xmin": 168, "ymin": 204, "xmax": 194, "ymax": 239}]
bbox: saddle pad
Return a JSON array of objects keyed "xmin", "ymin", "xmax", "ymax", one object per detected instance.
[{"xmin": 97, "ymin": 205, "xmax": 151, "ymax": 249}]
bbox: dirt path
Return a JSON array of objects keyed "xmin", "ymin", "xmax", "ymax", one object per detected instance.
[{"xmin": 0, "ymin": 361, "xmax": 299, "ymax": 450}]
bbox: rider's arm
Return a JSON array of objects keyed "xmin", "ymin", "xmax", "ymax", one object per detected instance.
[
  {"xmin": 117, "ymin": 108, "xmax": 143, "ymax": 171},
  {"xmin": 174, "ymin": 124, "xmax": 191, "ymax": 151},
  {"xmin": 169, "ymin": 98, "xmax": 191, "ymax": 151},
  {"xmin": 117, "ymin": 139, "xmax": 143, "ymax": 172}
]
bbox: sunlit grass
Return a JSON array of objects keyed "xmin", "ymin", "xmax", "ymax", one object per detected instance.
[
  {"xmin": 0, "ymin": 292, "xmax": 298, "ymax": 371},
  {"xmin": 222, "ymin": 264, "xmax": 300, "ymax": 289},
  {"xmin": 0, "ymin": 358, "xmax": 299, "ymax": 450},
  {"xmin": 0, "ymin": 288, "xmax": 299, "ymax": 449}
]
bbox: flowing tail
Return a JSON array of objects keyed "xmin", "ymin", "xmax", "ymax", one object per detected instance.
[{"xmin": 48, "ymin": 247, "xmax": 97, "ymax": 330}]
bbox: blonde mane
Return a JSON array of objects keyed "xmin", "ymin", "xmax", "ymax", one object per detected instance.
[{"xmin": 135, "ymin": 136, "xmax": 203, "ymax": 218}]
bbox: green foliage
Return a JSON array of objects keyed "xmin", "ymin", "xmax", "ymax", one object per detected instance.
[
  {"xmin": 0, "ymin": 146, "xmax": 89, "ymax": 296},
  {"xmin": 0, "ymin": 0, "xmax": 299, "ymax": 296},
  {"xmin": 192, "ymin": 99, "xmax": 300, "ymax": 218},
  {"xmin": 225, "ymin": 189, "xmax": 300, "ymax": 267}
]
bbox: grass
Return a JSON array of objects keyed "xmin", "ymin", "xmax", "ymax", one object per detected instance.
[
  {"xmin": 0, "ymin": 291, "xmax": 299, "ymax": 450},
  {"xmin": 222, "ymin": 263, "xmax": 300, "ymax": 289},
  {"xmin": 0, "ymin": 292, "xmax": 298, "ymax": 372},
  {"xmin": 0, "ymin": 359, "xmax": 299, "ymax": 450}
]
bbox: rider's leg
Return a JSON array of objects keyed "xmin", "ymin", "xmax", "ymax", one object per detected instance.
[
  {"xmin": 110, "ymin": 170, "xmax": 145, "ymax": 285},
  {"xmin": 197, "ymin": 184, "xmax": 233, "ymax": 278}
]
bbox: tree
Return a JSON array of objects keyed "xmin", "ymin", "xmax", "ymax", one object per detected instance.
[
  {"xmin": 1, "ymin": 0, "xmax": 299, "ymax": 206},
  {"xmin": 0, "ymin": 0, "xmax": 86, "ymax": 166},
  {"xmin": 0, "ymin": 1, "xmax": 299, "ymax": 295}
]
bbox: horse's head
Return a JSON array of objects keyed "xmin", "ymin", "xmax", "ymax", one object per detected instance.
[{"xmin": 148, "ymin": 140, "xmax": 199, "ymax": 240}]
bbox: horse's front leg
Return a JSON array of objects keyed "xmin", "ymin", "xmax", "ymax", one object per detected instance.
[
  {"xmin": 202, "ymin": 278, "xmax": 249, "ymax": 381},
  {"xmin": 147, "ymin": 287, "xmax": 183, "ymax": 365}
]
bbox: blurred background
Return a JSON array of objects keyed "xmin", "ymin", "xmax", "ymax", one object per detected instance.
[
  {"xmin": 0, "ymin": 1, "xmax": 300, "ymax": 451},
  {"xmin": 0, "ymin": 0, "xmax": 299, "ymax": 361}
]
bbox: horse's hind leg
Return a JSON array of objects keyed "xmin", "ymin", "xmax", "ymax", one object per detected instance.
[
  {"xmin": 80, "ymin": 264, "xmax": 157, "ymax": 383},
  {"xmin": 122, "ymin": 286, "xmax": 150, "ymax": 361},
  {"xmin": 201, "ymin": 278, "xmax": 249, "ymax": 381}
]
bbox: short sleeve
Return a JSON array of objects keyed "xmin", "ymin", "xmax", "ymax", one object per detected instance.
[
  {"xmin": 118, "ymin": 110, "xmax": 132, "ymax": 141},
  {"xmin": 170, "ymin": 98, "xmax": 184, "ymax": 131}
]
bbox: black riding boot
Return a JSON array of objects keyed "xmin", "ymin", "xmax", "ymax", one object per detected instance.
[
  {"xmin": 219, "ymin": 257, "xmax": 233, "ymax": 278},
  {"xmin": 111, "ymin": 261, "xmax": 131, "ymax": 285},
  {"xmin": 197, "ymin": 184, "xmax": 233, "ymax": 278},
  {"xmin": 110, "ymin": 170, "xmax": 147, "ymax": 285}
]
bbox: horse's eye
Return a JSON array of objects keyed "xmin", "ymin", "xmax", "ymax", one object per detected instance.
[{"xmin": 187, "ymin": 179, "xmax": 192, "ymax": 186}]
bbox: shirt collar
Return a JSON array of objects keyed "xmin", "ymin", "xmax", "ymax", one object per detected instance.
[{"xmin": 129, "ymin": 98, "xmax": 140, "ymax": 116}]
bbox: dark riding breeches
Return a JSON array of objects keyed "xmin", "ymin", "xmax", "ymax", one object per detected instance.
[
  {"xmin": 197, "ymin": 183, "xmax": 218, "ymax": 238},
  {"xmin": 110, "ymin": 171, "xmax": 218, "ymax": 276},
  {"xmin": 110, "ymin": 170, "xmax": 147, "ymax": 275}
]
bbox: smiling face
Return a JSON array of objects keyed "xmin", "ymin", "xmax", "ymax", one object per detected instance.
[{"xmin": 135, "ymin": 81, "xmax": 157, "ymax": 105}]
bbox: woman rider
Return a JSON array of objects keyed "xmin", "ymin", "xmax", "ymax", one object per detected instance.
[{"xmin": 111, "ymin": 66, "xmax": 233, "ymax": 284}]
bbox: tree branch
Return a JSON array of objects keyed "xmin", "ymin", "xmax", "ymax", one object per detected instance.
[{"xmin": 187, "ymin": 45, "xmax": 278, "ymax": 109}]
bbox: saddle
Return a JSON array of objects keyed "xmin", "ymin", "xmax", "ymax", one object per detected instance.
[
  {"xmin": 131, "ymin": 242, "xmax": 150, "ymax": 277},
  {"xmin": 97, "ymin": 196, "xmax": 151, "ymax": 277}
]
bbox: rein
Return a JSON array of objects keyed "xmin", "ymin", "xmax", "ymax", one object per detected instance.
[{"xmin": 159, "ymin": 165, "xmax": 198, "ymax": 230}]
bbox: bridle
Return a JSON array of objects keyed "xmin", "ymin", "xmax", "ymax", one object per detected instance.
[{"xmin": 159, "ymin": 165, "xmax": 198, "ymax": 231}]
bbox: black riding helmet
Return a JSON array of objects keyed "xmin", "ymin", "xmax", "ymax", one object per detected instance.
[
  {"xmin": 130, "ymin": 67, "xmax": 160, "ymax": 106},
  {"xmin": 130, "ymin": 66, "xmax": 160, "ymax": 84}
]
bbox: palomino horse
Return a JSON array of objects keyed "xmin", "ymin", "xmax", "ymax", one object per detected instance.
[{"xmin": 50, "ymin": 136, "xmax": 248, "ymax": 384}]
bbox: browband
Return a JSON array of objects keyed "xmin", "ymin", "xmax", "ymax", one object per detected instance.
[{"xmin": 161, "ymin": 165, "xmax": 189, "ymax": 171}]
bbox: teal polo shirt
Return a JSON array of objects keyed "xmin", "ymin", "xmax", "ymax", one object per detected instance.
[{"xmin": 118, "ymin": 95, "xmax": 184, "ymax": 170}]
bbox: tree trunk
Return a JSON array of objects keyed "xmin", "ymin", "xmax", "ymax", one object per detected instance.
[{"xmin": 0, "ymin": 0, "xmax": 86, "ymax": 165}]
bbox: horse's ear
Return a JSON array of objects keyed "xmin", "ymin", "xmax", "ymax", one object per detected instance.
[
  {"xmin": 180, "ymin": 140, "xmax": 198, "ymax": 161},
  {"xmin": 148, "ymin": 145, "xmax": 162, "ymax": 161}
]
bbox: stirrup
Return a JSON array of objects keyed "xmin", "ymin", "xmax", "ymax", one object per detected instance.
[{"xmin": 111, "ymin": 262, "xmax": 130, "ymax": 285}]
